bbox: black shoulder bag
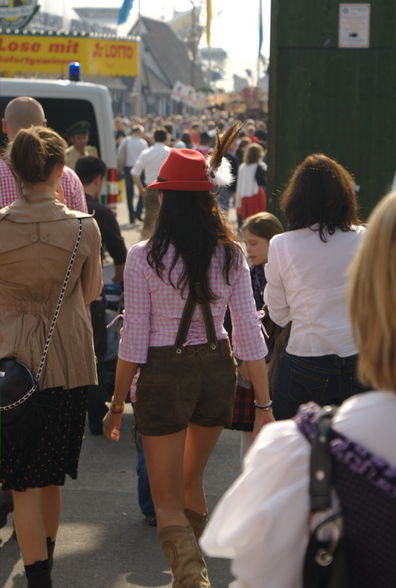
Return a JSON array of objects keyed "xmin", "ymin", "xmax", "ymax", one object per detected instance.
[
  {"xmin": 0, "ymin": 220, "xmax": 82, "ymax": 427},
  {"xmin": 303, "ymin": 405, "xmax": 350, "ymax": 588}
]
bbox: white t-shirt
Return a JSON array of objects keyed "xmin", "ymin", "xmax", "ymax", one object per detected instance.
[
  {"xmin": 264, "ymin": 225, "xmax": 366, "ymax": 357},
  {"xmin": 201, "ymin": 390, "xmax": 396, "ymax": 588},
  {"xmin": 118, "ymin": 135, "xmax": 148, "ymax": 167},
  {"xmin": 131, "ymin": 142, "xmax": 171, "ymax": 185}
]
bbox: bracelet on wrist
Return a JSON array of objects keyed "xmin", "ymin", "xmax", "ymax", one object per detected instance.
[
  {"xmin": 110, "ymin": 395, "xmax": 125, "ymax": 414},
  {"xmin": 254, "ymin": 399, "xmax": 273, "ymax": 410},
  {"xmin": 110, "ymin": 405, "xmax": 124, "ymax": 414}
]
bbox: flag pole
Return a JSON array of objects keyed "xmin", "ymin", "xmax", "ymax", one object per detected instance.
[
  {"xmin": 206, "ymin": 0, "xmax": 213, "ymax": 90},
  {"xmin": 136, "ymin": 0, "xmax": 142, "ymax": 117},
  {"xmin": 257, "ymin": 0, "xmax": 263, "ymax": 86}
]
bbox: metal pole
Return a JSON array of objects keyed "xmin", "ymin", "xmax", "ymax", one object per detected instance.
[
  {"xmin": 257, "ymin": 0, "xmax": 261, "ymax": 86},
  {"xmin": 267, "ymin": 0, "xmax": 278, "ymax": 212},
  {"xmin": 135, "ymin": 0, "xmax": 143, "ymax": 117}
]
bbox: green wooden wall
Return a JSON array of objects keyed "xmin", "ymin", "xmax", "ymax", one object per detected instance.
[{"xmin": 268, "ymin": 0, "xmax": 396, "ymax": 219}]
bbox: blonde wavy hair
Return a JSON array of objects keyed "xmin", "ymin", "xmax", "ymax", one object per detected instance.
[{"xmin": 349, "ymin": 191, "xmax": 396, "ymax": 390}]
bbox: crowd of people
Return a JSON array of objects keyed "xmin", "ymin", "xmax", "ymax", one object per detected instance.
[
  {"xmin": 0, "ymin": 97, "xmax": 395, "ymax": 588},
  {"xmin": 114, "ymin": 112, "xmax": 268, "ymax": 234}
]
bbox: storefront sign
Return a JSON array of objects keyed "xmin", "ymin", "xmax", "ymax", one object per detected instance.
[
  {"xmin": 0, "ymin": 34, "xmax": 139, "ymax": 76},
  {"xmin": 0, "ymin": 0, "xmax": 38, "ymax": 31},
  {"xmin": 339, "ymin": 3, "xmax": 371, "ymax": 48}
]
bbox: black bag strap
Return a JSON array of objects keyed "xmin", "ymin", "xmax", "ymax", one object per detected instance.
[
  {"xmin": 174, "ymin": 282, "xmax": 218, "ymax": 353},
  {"xmin": 303, "ymin": 405, "xmax": 350, "ymax": 588},
  {"xmin": 309, "ymin": 405, "xmax": 338, "ymax": 512}
]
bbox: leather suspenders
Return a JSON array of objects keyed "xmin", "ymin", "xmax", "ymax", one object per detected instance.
[{"xmin": 174, "ymin": 283, "xmax": 218, "ymax": 354}]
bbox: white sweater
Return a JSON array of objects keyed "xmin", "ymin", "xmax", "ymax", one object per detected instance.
[{"xmin": 264, "ymin": 225, "xmax": 366, "ymax": 357}]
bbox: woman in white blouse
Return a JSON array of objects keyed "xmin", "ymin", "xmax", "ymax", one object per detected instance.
[
  {"xmin": 263, "ymin": 153, "xmax": 367, "ymax": 420},
  {"xmin": 201, "ymin": 191, "xmax": 396, "ymax": 587}
]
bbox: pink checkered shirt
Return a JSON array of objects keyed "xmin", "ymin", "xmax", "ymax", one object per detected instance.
[
  {"xmin": 0, "ymin": 158, "xmax": 87, "ymax": 212},
  {"xmin": 119, "ymin": 241, "xmax": 267, "ymax": 364}
]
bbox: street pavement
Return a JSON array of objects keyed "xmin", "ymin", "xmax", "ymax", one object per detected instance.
[{"xmin": 0, "ymin": 194, "xmax": 242, "ymax": 588}]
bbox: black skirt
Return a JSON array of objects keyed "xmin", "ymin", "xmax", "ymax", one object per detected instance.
[{"xmin": 0, "ymin": 386, "xmax": 88, "ymax": 491}]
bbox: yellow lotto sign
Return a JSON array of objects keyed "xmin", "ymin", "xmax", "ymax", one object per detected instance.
[{"xmin": 0, "ymin": 35, "xmax": 139, "ymax": 77}]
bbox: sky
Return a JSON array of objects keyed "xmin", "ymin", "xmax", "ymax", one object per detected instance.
[{"xmin": 43, "ymin": 0, "xmax": 271, "ymax": 89}]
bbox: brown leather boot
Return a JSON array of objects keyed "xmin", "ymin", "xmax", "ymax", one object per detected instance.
[
  {"xmin": 159, "ymin": 525, "xmax": 211, "ymax": 587},
  {"xmin": 184, "ymin": 508, "xmax": 208, "ymax": 541}
]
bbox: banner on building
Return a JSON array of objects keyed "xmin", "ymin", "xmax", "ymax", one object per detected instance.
[
  {"xmin": 171, "ymin": 81, "xmax": 197, "ymax": 106},
  {"xmin": 0, "ymin": 34, "xmax": 139, "ymax": 76},
  {"xmin": 0, "ymin": 0, "xmax": 39, "ymax": 31}
]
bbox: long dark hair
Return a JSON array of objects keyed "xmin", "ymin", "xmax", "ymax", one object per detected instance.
[
  {"xmin": 280, "ymin": 153, "xmax": 360, "ymax": 242},
  {"xmin": 147, "ymin": 190, "xmax": 240, "ymax": 302}
]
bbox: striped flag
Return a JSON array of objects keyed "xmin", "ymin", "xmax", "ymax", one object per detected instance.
[
  {"xmin": 206, "ymin": 0, "xmax": 213, "ymax": 48},
  {"xmin": 117, "ymin": 0, "xmax": 134, "ymax": 25},
  {"xmin": 258, "ymin": 0, "xmax": 263, "ymax": 56}
]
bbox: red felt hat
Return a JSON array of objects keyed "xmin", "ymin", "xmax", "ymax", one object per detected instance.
[{"xmin": 147, "ymin": 148, "xmax": 215, "ymax": 191}]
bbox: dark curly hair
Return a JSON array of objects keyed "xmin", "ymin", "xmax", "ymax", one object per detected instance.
[{"xmin": 280, "ymin": 153, "xmax": 360, "ymax": 242}]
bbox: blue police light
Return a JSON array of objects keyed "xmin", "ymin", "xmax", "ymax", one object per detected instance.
[{"xmin": 69, "ymin": 62, "xmax": 81, "ymax": 82}]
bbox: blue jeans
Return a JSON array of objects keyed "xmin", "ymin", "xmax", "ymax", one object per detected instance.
[
  {"xmin": 135, "ymin": 431, "xmax": 155, "ymax": 518},
  {"xmin": 273, "ymin": 352, "xmax": 367, "ymax": 420}
]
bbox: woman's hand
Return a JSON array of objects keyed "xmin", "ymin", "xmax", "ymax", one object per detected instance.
[
  {"xmin": 103, "ymin": 359, "xmax": 139, "ymax": 441},
  {"xmin": 103, "ymin": 409, "xmax": 124, "ymax": 441},
  {"xmin": 253, "ymin": 408, "xmax": 274, "ymax": 438}
]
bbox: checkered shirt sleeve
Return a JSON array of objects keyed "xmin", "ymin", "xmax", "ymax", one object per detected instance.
[
  {"xmin": 0, "ymin": 159, "xmax": 19, "ymax": 206},
  {"xmin": 62, "ymin": 166, "xmax": 88, "ymax": 212},
  {"xmin": 118, "ymin": 243, "xmax": 151, "ymax": 364}
]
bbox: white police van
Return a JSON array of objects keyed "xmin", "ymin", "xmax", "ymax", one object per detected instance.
[{"xmin": 0, "ymin": 71, "xmax": 118, "ymax": 204}]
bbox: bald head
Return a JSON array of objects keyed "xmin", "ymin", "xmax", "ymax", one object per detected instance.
[{"xmin": 3, "ymin": 97, "xmax": 46, "ymax": 139}]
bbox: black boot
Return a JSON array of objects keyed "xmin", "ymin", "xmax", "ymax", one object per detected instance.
[
  {"xmin": 46, "ymin": 537, "xmax": 56, "ymax": 571},
  {"xmin": 24, "ymin": 559, "xmax": 53, "ymax": 588},
  {"xmin": 0, "ymin": 489, "xmax": 13, "ymax": 528}
]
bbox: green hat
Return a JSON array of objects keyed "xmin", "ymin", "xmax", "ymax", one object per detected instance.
[{"xmin": 67, "ymin": 120, "xmax": 91, "ymax": 136}]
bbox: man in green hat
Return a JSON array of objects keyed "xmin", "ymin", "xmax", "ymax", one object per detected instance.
[{"xmin": 65, "ymin": 120, "xmax": 98, "ymax": 170}]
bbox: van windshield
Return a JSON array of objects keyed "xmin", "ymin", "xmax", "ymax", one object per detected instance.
[{"xmin": 0, "ymin": 97, "xmax": 100, "ymax": 156}]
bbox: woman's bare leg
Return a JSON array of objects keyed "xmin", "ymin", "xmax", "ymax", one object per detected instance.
[
  {"xmin": 183, "ymin": 424, "xmax": 223, "ymax": 514},
  {"xmin": 12, "ymin": 488, "xmax": 47, "ymax": 565},
  {"xmin": 142, "ymin": 429, "xmax": 188, "ymax": 530},
  {"xmin": 41, "ymin": 485, "xmax": 61, "ymax": 540}
]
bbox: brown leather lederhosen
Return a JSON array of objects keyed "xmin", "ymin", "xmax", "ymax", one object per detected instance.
[{"xmin": 134, "ymin": 285, "xmax": 238, "ymax": 436}]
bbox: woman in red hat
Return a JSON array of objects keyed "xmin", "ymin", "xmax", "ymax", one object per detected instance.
[{"xmin": 103, "ymin": 127, "xmax": 272, "ymax": 586}]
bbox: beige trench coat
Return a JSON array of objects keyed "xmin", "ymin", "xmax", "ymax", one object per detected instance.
[{"xmin": 0, "ymin": 193, "xmax": 103, "ymax": 390}]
